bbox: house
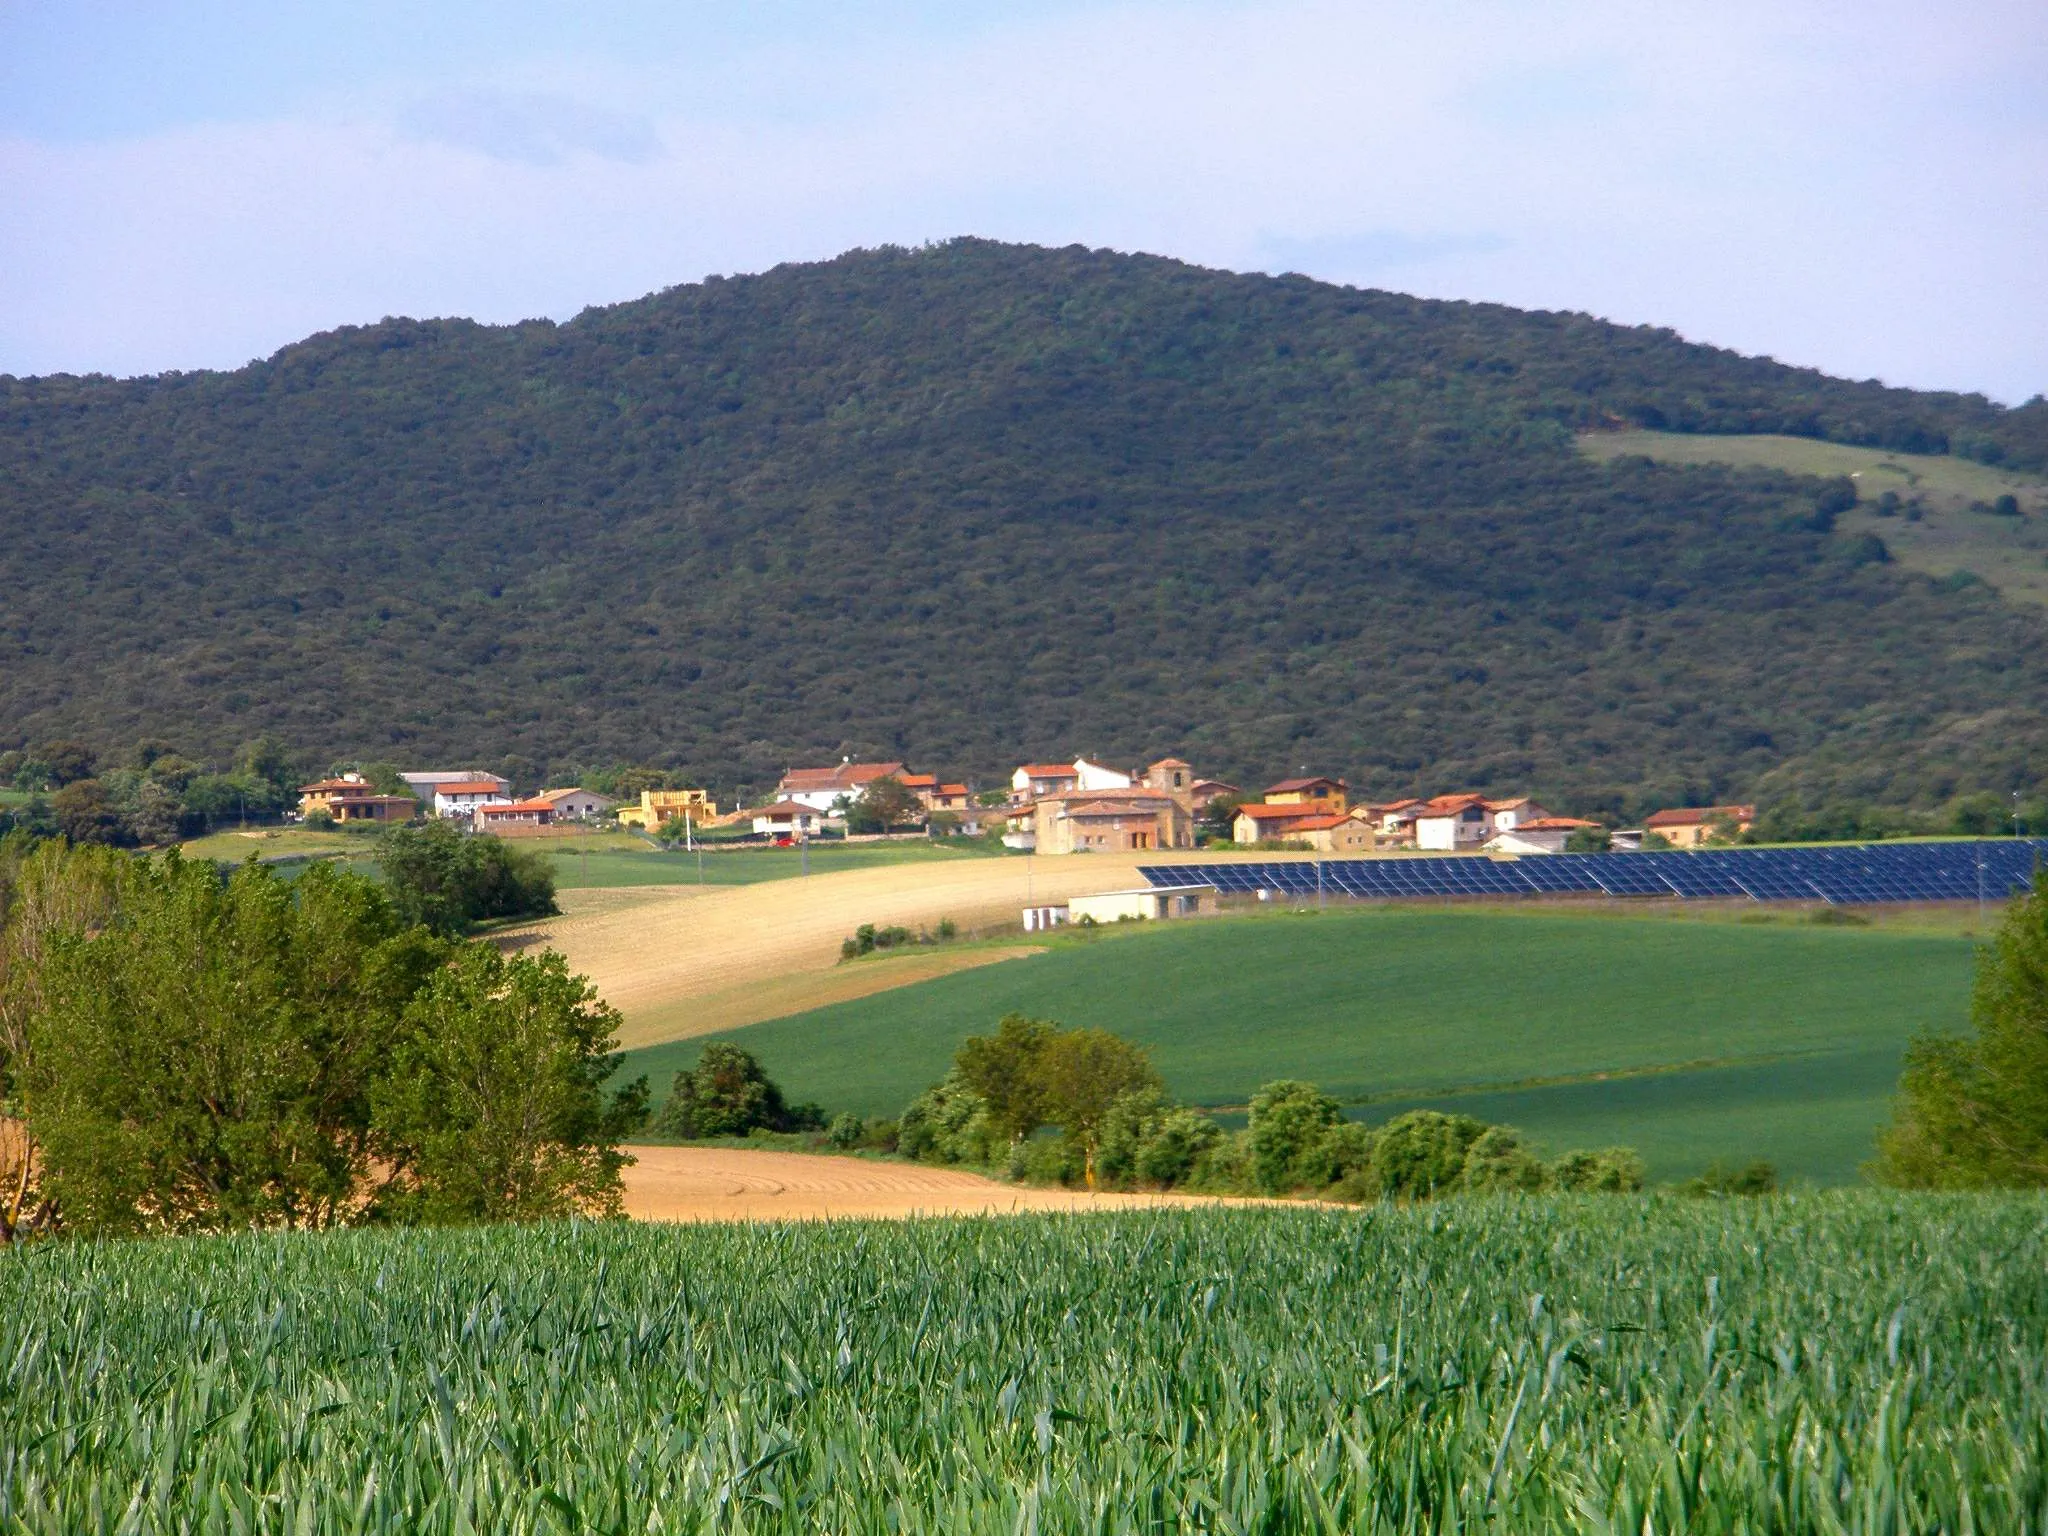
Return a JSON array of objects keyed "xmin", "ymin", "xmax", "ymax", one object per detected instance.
[
  {"xmin": 1187, "ymin": 778, "xmax": 1241, "ymax": 813},
  {"xmin": 536, "ymin": 787, "xmax": 615, "ymax": 822},
  {"xmin": 1074, "ymin": 758, "xmax": 1133, "ymax": 792},
  {"xmin": 1067, "ymin": 885, "xmax": 1219, "ymax": 923},
  {"xmin": 751, "ymin": 800, "xmax": 828, "ymax": 837},
  {"xmin": 1285, "ymin": 813, "xmax": 1376, "ymax": 854},
  {"xmin": 1413, "ymin": 794, "xmax": 1493, "ymax": 851},
  {"xmin": 1644, "ymin": 804, "xmax": 1757, "ymax": 848},
  {"xmin": 1000, "ymin": 803, "xmax": 1039, "ymax": 851},
  {"xmin": 777, "ymin": 760, "xmax": 908, "ymax": 813},
  {"xmin": 297, "ymin": 774, "xmax": 418, "ymax": 825},
  {"xmin": 615, "ymin": 788, "xmax": 718, "ymax": 829},
  {"xmin": 1483, "ymin": 797, "xmax": 1552, "ymax": 833},
  {"xmin": 400, "ymin": 770, "xmax": 509, "ymax": 802},
  {"xmin": 1233, "ymin": 803, "xmax": 1332, "ymax": 844},
  {"xmin": 1010, "ymin": 762, "xmax": 1081, "ymax": 804},
  {"xmin": 1484, "ymin": 817, "xmax": 1600, "ymax": 855},
  {"xmin": 474, "ymin": 798, "xmax": 555, "ymax": 831},
  {"xmin": 1263, "ymin": 776, "xmax": 1349, "ymax": 813},
  {"xmin": 1030, "ymin": 789, "xmax": 1194, "ymax": 854},
  {"xmin": 431, "ymin": 780, "xmax": 514, "ymax": 818},
  {"xmin": 900, "ymin": 774, "xmax": 973, "ymax": 814}
]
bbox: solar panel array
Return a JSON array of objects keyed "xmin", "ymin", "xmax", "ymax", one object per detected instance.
[{"xmin": 1139, "ymin": 839, "xmax": 2048, "ymax": 907}]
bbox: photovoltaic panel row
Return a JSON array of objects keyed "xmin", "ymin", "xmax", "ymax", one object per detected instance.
[{"xmin": 1135, "ymin": 839, "xmax": 2048, "ymax": 907}]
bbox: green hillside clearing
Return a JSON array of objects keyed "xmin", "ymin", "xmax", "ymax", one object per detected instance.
[
  {"xmin": 547, "ymin": 835, "xmax": 1004, "ymax": 889},
  {"xmin": 620, "ymin": 906, "xmax": 1977, "ymax": 1183},
  {"xmin": 1580, "ymin": 429, "xmax": 2048, "ymax": 606}
]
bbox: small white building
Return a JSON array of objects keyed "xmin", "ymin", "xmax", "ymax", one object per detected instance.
[
  {"xmin": 1022, "ymin": 903, "xmax": 1069, "ymax": 932},
  {"xmin": 1414, "ymin": 795, "xmax": 1493, "ymax": 851},
  {"xmin": 1483, "ymin": 817, "xmax": 1599, "ymax": 856},
  {"xmin": 1484, "ymin": 797, "xmax": 1552, "ymax": 833},
  {"xmin": 1066, "ymin": 884, "xmax": 1219, "ymax": 924},
  {"xmin": 1073, "ymin": 757, "xmax": 1133, "ymax": 792},
  {"xmin": 402, "ymin": 770, "xmax": 509, "ymax": 802},
  {"xmin": 752, "ymin": 800, "xmax": 828, "ymax": 837}
]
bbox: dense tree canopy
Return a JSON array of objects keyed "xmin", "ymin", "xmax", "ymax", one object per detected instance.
[{"xmin": 4, "ymin": 239, "xmax": 2046, "ymax": 815}]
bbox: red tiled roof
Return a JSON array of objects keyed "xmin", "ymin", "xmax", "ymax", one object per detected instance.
[
  {"xmin": 435, "ymin": 780, "xmax": 510, "ymax": 796},
  {"xmin": 1483, "ymin": 797, "xmax": 1535, "ymax": 811},
  {"xmin": 779, "ymin": 762, "xmax": 906, "ymax": 792},
  {"xmin": 1148, "ymin": 757, "xmax": 1192, "ymax": 769},
  {"xmin": 754, "ymin": 800, "xmax": 816, "ymax": 819},
  {"xmin": 898, "ymin": 773, "xmax": 938, "ymax": 788},
  {"xmin": 1236, "ymin": 803, "xmax": 1321, "ymax": 821},
  {"xmin": 300, "ymin": 776, "xmax": 371, "ymax": 793},
  {"xmin": 1266, "ymin": 776, "xmax": 1346, "ymax": 794},
  {"xmin": 1417, "ymin": 794, "xmax": 1487, "ymax": 816},
  {"xmin": 1514, "ymin": 817, "xmax": 1599, "ymax": 830},
  {"xmin": 1016, "ymin": 763, "xmax": 1078, "ymax": 779},
  {"xmin": 938, "ymin": 783, "xmax": 969, "ymax": 796},
  {"xmin": 1288, "ymin": 814, "xmax": 1354, "ymax": 831},
  {"xmin": 536, "ymin": 786, "xmax": 610, "ymax": 804},
  {"xmin": 478, "ymin": 799, "xmax": 554, "ymax": 816},
  {"xmin": 1644, "ymin": 804, "xmax": 1755, "ymax": 828}
]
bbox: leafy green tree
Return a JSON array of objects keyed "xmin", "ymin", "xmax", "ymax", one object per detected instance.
[
  {"xmin": 1564, "ymin": 825, "xmax": 1612, "ymax": 852},
  {"xmin": 1461, "ymin": 1126, "xmax": 1551, "ymax": 1193},
  {"xmin": 48, "ymin": 780, "xmax": 131, "ymax": 846},
  {"xmin": 1876, "ymin": 872, "xmax": 2048, "ymax": 1187},
  {"xmin": 377, "ymin": 818, "xmax": 557, "ymax": 935},
  {"xmin": 654, "ymin": 1042, "xmax": 788, "ymax": 1139},
  {"xmin": 1366, "ymin": 1111, "xmax": 1489, "ymax": 1200},
  {"xmin": 846, "ymin": 776, "xmax": 923, "ymax": 834},
  {"xmin": 17, "ymin": 853, "xmax": 445, "ymax": 1235},
  {"xmin": 896, "ymin": 1070, "xmax": 997, "ymax": 1165},
  {"xmin": 371, "ymin": 945, "xmax": 646, "ymax": 1222},
  {"xmin": 37, "ymin": 741, "xmax": 96, "ymax": 787},
  {"xmin": 955, "ymin": 1013, "xmax": 1058, "ymax": 1142},
  {"xmin": 1550, "ymin": 1147, "xmax": 1646, "ymax": 1192},
  {"xmin": 236, "ymin": 735, "xmax": 296, "ymax": 794},
  {"xmin": 1246, "ymin": 1079, "xmax": 1343, "ymax": 1193},
  {"xmin": 1036, "ymin": 1029, "xmax": 1161, "ymax": 1187}
]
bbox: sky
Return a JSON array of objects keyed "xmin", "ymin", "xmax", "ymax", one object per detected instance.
[{"xmin": 3, "ymin": 1, "xmax": 2044, "ymax": 401}]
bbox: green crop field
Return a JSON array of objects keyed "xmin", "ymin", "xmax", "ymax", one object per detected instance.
[
  {"xmin": 549, "ymin": 836, "xmax": 1005, "ymax": 890},
  {"xmin": 620, "ymin": 908, "xmax": 1979, "ymax": 1183},
  {"xmin": 3, "ymin": 1198, "xmax": 2043, "ymax": 1531},
  {"xmin": 1580, "ymin": 430, "xmax": 2048, "ymax": 606}
]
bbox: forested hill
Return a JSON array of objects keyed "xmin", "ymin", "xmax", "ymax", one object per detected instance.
[{"xmin": 3, "ymin": 238, "xmax": 2046, "ymax": 814}]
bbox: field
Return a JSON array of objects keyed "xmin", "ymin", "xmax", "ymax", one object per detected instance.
[
  {"xmin": 516, "ymin": 850, "xmax": 1181, "ymax": 1046},
  {"xmin": 620, "ymin": 906, "xmax": 1979, "ymax": 1183},
  {"xmin": 3, "ymin": 1197, "xmax": 2043, "ymax": 1530},
  {"xmin": 543, "ymin": 833, "xmax": 1006, "ymax": 890},
  {"xmin": 1579, "ymin": 429, "xmax": 2048, "ymax": 605},
  {"xmin": 178, "ymin": 825, "xmax": 379, "ymax": 862}
]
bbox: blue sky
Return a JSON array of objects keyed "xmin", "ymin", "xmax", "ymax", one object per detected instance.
[{"xmin": 3, "ymin": 1, "xmax": 2043, "ymax": 400}]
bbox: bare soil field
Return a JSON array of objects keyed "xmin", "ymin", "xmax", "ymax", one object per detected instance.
[
  {"xmin": 512, "ymin": 852, "xmax": 1226, "ymax": 1047},
  {"xmin": 617, "ymin": 1144, "xmax": 1251, "ymax": 1222}
]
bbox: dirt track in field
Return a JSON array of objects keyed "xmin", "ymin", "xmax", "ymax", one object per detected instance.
[
  {"xmin": 619, "ymin": 1145, "xmax": 1255, "ymax": 1222},
  {"xmin": 513, "ymin": 853, "xmax": 1220, "ymax": 1047}
]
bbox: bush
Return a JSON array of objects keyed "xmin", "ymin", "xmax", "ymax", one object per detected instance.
[
  {"xmin": 826, "ymin": 1112, "xmax": 864, "ymax": 1150},
  {"xmin": 1681, "ymin": 1159, "xmax": 1779, "ymax": 1196},
  {"xmin": 897, "ymin": 1071, "xmax": 999, "ymax": 1166},
  {"xmin": 377, "ymin": 818, "xmax": 557, "ymax": 936},
  {"xmin": 655, "ymin": 1042, "xmax": 795, "ymax": 1139},
  {"xmin": 1246, "ymin": 1080, "xmax": 1344, "ymax": 1193},
  {"xmin": 1461, "ymin": 1125, "xmax": 1552, "ymax": 1193},
  {"xmin": 1551, "ymin": 1147, "xmax": 1647, "ymax": 1192},
  {"xmin": 1365, "ymin": 1111, "xmax": 1489, "ymax": 1200}
]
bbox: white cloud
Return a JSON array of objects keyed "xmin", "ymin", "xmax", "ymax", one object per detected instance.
[{"xmin": 0, "ymin": 0, "xmax": 2041, "ymax": 399}]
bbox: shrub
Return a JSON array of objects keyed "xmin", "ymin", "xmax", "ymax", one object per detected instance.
[
  {"xmin": 1366, "ymin": 1111, "xmax": 1489, "ymax": 1200},
  {"xmin": 826, "ymin": 1112, "xmax": 865, "ymax": 1150},
  {"xmin": 1682, "ymin": 1159, "xmax": 1779, "ymax": 1196},
  {"xmin": 1461, "ymin": 1125, "xmax": 1552, "ymax": 1193},
  {"xmin": 376, "ymin": 819, "xmax": 557, "ymax": 936},
  {"xmin": 1246, "ymin": 1080, "xmax": 1344, "ymax": 1193},
  {"xmin": 655, "ymin": 1042, "xmax": 789, "ymax": 1139},
  {"xmin": 1551, "ymin": 1147, "xmax": 1647, "ymax": 1192},
  {"xmin": 897, "ymin": 1071, "xmax": 998, "ymax": 1166}
]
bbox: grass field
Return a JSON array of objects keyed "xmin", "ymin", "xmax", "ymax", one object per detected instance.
[
  {"xmin": 3, "ymin": 1197, "xmax": 2043, "ymax": 1530},
  {"xmin": 1579, "ymin": 429, "xmax": 2048, "ymax": 605},
  {"xmin": 178, "ymin": 825, "xmax": 378, "ymax": 862},
  {"xmin": 620, "ymin": 906, "xmax": 1979, "ymax": 1183}
]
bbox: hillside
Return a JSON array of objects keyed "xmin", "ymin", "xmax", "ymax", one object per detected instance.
[{"xmin": 4, "ymin": 239, "xmax": 2046, "ymax": 813}]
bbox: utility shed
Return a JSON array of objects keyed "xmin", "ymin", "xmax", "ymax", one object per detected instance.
[{"xmin": 1067, "ymin": 885, "xmax": 1219, "ymax": 924}]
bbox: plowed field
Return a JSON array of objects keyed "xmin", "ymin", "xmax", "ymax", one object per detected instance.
[{"xmin": 617, "ymin": 1145, "xmax": 1243, "ymax": 1221}]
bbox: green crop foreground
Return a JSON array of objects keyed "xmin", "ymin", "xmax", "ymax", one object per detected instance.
[{"xmin": 2, "ymin": 1197, "xmax": 2043, "ymax": 1533}]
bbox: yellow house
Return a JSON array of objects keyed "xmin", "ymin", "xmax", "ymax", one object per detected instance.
[
  {"xmin": 1262, "ymin": 776, "xmax": 1349, "ymax": 813},
  {"xmin": 615, "ymin": 788, "xmax": 718, "ymax": 829}
]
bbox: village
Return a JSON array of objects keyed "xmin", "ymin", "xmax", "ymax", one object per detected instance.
[{"xmin": 294, "ymin": 757, "xmax": 1757, "ymax": 857}]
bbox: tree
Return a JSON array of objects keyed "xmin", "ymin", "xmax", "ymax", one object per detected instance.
[
  {"xmin": 955, "ymin": 1013, "xmax": 1059, "ymax": 1142},
  {"xmin": 37, "ymin": 741, "xmax": 96, "ymax": 787},
  {"xmin": 1246, "ymin": 1079, "xmax": 1344, "ymax": 1193},
  {"xmin": 1564, "ymin": 825, "xmax": 1612, "ymax": 852},
  {"xmin": 1367, "ymin": 1111, "xmax": 1489, "ymax": 1200},
  {"xmin": 1876, "ymin": 871, "xmax": 2048, "ymax": 1187},
  {"xmin": 846, "ymin": 776, "xmax": 923, "ymax": 834},
  {"xmin": 16, "ymin": 852, "xmax": 445, "ymax": 1235},
  {"xmin": 1038, "ymin": 1027, "xmax": 1160, "ymax": 1188},
  {"xmin": 371, "ymin": 945, "xmax": 646, "ymax": 1222},
  {"xmin": 655, "ymin": 1042, "xmax": 789, "ymax": 1139},
  {"xmin": 377, "ymin": 818, "xmax": 557, "ymax": 935},
  {"xmin": 48, "ymin": 780, "xmax": 131, "ymax": 846},
  {"xmin": 1461, "ymin": 1125, "xmax": 1551, "ymax": 1193}
]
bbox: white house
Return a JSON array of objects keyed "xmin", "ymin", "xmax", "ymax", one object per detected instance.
[
  {"xmin": 752, "ymin": 800, "xmax": 828, "ymax": 837},
  {"xmin": 1073, "ymin": 757, "xmax": 1133, "ymax": 792},
  {"xmin": 777, "ymin": 760, "xmax": 907, "ymax": 813},
  {"xmin": 431, "ymin": 780, "xmax": 514, "ymax": 817},
  {"xmin": 1483, "ymin": 797, "xmax": 1552, "ymax": 833},
  {"xmin": 1413, "ymin": 794, "xmax": 1493, "ymax": 851},
  {"xmin": 402, "ymin": 770, "xmax": 509, "ymax": 802}
]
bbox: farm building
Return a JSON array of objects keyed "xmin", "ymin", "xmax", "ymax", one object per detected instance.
[
  {"xmin": 1283, "ymin": 813, "xmax": 1375, "ymax": 853},
  {"xmin": 1027, "ymin": 789, "xmax": 1194, "ymax": 854},
  {"xmin": 1232, "ymin": 803, "xmax": 1332, "ymax": 844},
  {"xmin": 1644, "ymin": 805, "xmax": 1757, "ymax": 848},
  {"xmin": 1413, "ymin": 794, "xmax": 1493, "ymax": 850},
  {"xmin": 1262, "ymin": 776, "xmax": 1349, "ymax": 813},
  {"xmin": 297, "ymin": 774, "xmax": 417, "ymax": 824},
  {"xmin": 475, "ymin": 799, "xmax": 556, "ymax": 831},
  {"xmin": 1484, "ymin": 817, "xmax": 1601, "ymax": 855},
  {"xmin": 1067, "ymin": 885, "xmax": 1219, "ymax": 923},
  {"xmin": 777, "ymin": 760, "xmax": 908, "ymax": 812},
  {"xmin": 536, "ymin": 787, "xmax": 614, "ymax": 821},
  {"xmin": 400, "ymin": 770, "xmax": 509, "ymax": 801},
  {"xmin": 751, "ymin": 800, "xmax": 828, "ymax": 836},
  {"xmin": 430, "ymin": 780, "xmax": 514, "ymax": 818},
  {"xmin": 616, "ymin": 788, "xmax": 718, "ymax": 829}
]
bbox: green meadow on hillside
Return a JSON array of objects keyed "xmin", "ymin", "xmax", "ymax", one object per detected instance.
[
  {"xmin": 4, "ymin": 1200, "xmax": 2044, "ymax": 1529},
  {"xmin": 621, "ymin": 907, "xmax": 1978, "ymax": 1183},
  {"xmin": 547, "ymin": 835, "xmax": 1005, "ymax": 889},
  {"xmin": 1580, "ymin": 429, "xmax": 2048, "ymax": 606}
]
